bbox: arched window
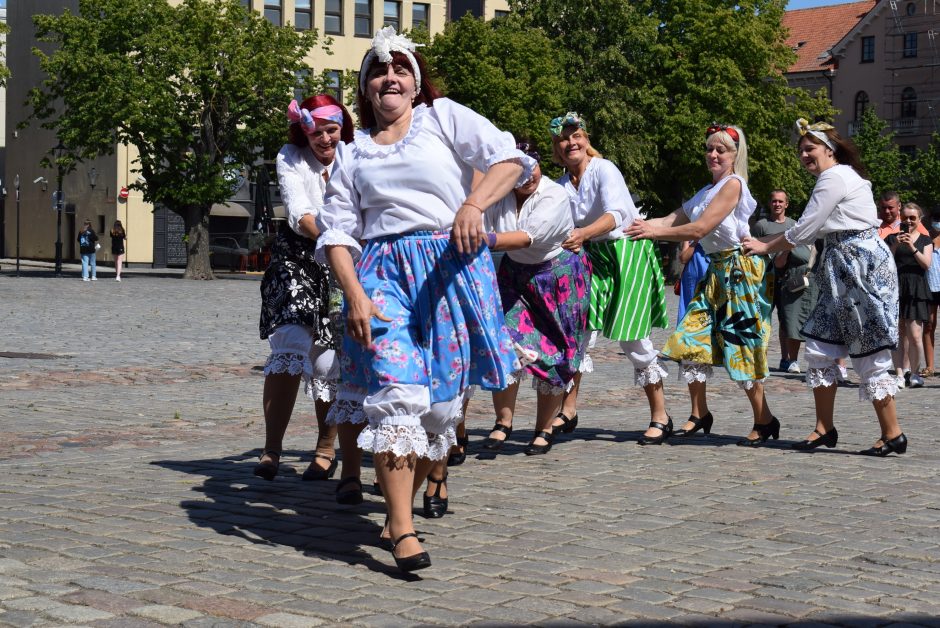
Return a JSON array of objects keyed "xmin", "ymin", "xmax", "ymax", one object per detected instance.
[
  {"xmin": 854, "ymin": 91, "xmax": 869, "ymax": 121},
  {"xmin": 901, "ymin": 87, "xmax": 917, "ymax": 118}
]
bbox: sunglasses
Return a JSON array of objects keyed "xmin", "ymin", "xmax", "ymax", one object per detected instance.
[{"xmin": 516, "ymin": 142, "xmax": 541, "ymax": 164}]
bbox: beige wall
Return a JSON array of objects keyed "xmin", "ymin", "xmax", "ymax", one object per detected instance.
[{"xmin": 830, "ymin": 2, "xmax": 940, "ymax": 151}]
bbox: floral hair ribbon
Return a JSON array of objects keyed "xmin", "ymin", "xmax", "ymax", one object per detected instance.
[
  {"xmin": 796, "ymin": 118, "xmax": 836, "ymax": 151},
  {"xmin": 705, "ymin": 123, "xmax": 739, "ymax": 145},
  {"xmin": 358, "ymin": 26, "xmax": 424, "ymax": 96},
  {"xmin": 549, "ymin": 112, "xmax": 586, "ymax": 137},
  {"xmin": 287, "ymin": 100, "xmax": 344, "ymax": 135}
]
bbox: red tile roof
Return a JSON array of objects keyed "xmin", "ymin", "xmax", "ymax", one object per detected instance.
[{"xmin": 783, "ymin": 0, "xmax": 876, "ymax": 73}]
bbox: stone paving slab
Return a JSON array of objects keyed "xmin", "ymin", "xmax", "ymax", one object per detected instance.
[{"xmin": 2, "ymin": 273, "xmax": 940, "ymax": 626}]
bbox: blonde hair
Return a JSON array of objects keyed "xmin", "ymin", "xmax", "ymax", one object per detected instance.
[
  {"xmin": 706, "ymin": 125, "xmax": 749, "ymax": 183},
  {"xmin": 902, "ymin": 202, "xmax": 923, "ymax": 219},
  {"xmin": 551, "ymin": 128, "xmax": 603, "ymax": 167}
]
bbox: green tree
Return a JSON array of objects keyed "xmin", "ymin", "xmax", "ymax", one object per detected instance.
[
  {"xmin": 908, "ymin": 133, "xmax": 940, "ymax": 212},
  {"xmin": 0, "ymin": 20, "xmax": 10, "ymax": 88},
  {"xmin": 28, "ymin": 0, "xmax": 322, "ymax": 279},
  {"xmin": 423, "ymin": 14, "xmax": 570, "ymax": 170},
  {"xmin": 853, "ymin": 107, "xmax": 906, "ymax": 199}
]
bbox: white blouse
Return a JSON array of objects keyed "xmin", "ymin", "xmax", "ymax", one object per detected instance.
[
  {"xmin": 315, "ymin": 98, "xmax": 535, "ymax": 261},
  {"xmin": 682, "ymin": 174, "xmax": 756, "ymax": 254},
  {"xmin": 784, "ymin": 164, "xmax": 879, "ymax": 247},
  {"xmin": 276, "ymin": 143, "xmax": 335, "ymax": 235},
  {"xmin": 557, "ymin": 157, "xmax": 637, "ymax": 242},
  {"xmin": 484, "ymin": 176, "xmax": 572, "ymax": 265}
]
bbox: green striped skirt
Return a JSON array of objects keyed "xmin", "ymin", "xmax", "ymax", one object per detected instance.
[{"xmin": 585, "ymin": 238, "xmax": 668, "ymax": 341}]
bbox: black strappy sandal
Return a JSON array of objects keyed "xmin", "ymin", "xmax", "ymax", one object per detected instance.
[
  {"xmin": 302, "ymin": 453, "xmax": 338, "ymax": 481},
  {"xmin": 391, "ymin": 532, "xmax": 431, "ymax": 573},
  {"xmin": 335, "ymin": 476, "xmax": 364, "ymax": 505},
  {"xmin": 253, "ymin": 450, "xmax": 281, "ymax": 481},
  {"xmin": 481, "ymin": 423, "xmax": 512, "ymax": 451}
]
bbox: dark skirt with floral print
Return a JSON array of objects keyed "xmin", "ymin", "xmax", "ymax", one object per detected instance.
[{"xmin": 259, "ymin": 227, "xmax": 340, "ymax": 349}]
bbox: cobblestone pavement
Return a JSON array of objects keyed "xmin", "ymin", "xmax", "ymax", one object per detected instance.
[{"xmin": 2, "ymin": 270, "xmax": 940, "ymax": 627}]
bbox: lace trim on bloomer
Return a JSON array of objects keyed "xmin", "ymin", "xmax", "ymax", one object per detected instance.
[
  {"xmin": 737, "ymin": 378, "xmax": 765, "ymax": 391},
  {"xmin": 357, "ymin": 424, "xmax": 457, "ymax": 461},
  {"xmin": 635, "ymin": 361, "xmax": 668, "ymax": 387},
  {"xmin": 807, "ymin": 365, "xmax": 839, "ymax": 389},
  {"xmin": 314, "ymin": 229, "xmax": 362, "ymax": 264},
  {"xmin": 264, "ymin": 353, "xmax": 308, "ymax": 378},
  {"xmin": 506, "ymin": 368, "xmax": 569, "ymax": 396},
  {"xmin": 579, "ymin": 353, "xmax": 594, "ymax": 374},
  {"xmin": 862, "ymin": 375, "xmax": 898, "ymax": 402},
  {"xmin": 305, "ymin": 378, "xmax": 336, "ymax": 402},
  {"xmin": 681, "ymin": 362, "xmax": 712, "ymax": 384},
  {"xmin": 325, "ymin": 398, "xmax": 367, "ymax": 426}
]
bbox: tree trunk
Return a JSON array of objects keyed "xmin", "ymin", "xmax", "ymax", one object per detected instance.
[{"xmin": 181, "ymin": 204, "xmax": 214, "ymax": 280}]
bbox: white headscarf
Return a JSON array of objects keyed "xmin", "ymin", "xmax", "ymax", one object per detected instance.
[{"xmin": 358, "ymin": 27, "xmax": 424, "ymax": 96}]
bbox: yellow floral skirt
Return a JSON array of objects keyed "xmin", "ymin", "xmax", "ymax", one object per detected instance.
[{"xmin": 661, "ymin": 248, "xmax": 772, "ymax": 381}]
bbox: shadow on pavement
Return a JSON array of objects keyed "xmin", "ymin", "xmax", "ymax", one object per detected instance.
[{"xmin": 151, "ymin": 451, "xmax": 427, "ymax": 581}]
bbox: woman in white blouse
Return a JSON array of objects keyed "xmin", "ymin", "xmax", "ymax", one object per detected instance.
[
  {"xmin": 744, "ymin": 119, "xmax": 906, "ymax": 456},
  {"xmin": 254, "ymin": 94, "xmax": 353, "ymax": 482},
  {"xmin": 316, "ymin": 28, "xmax": 532, "ymax": 572},
  {"xmin": 479, "ymin": 141, "xmax": 591, "ymax": 455},
  {"xmin": 551, "ymin": 114, "xmax": 672, "ymax": 447},
  {"xmin": 627, "ymin": 124, "xmax": 778, "ymax": 446}
]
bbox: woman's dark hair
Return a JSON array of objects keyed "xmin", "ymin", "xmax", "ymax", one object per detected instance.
[
  {"xmin": 801, "ymin": 129, "xmax": 868, "ymax": 179},
  {"xmin": 288, "ymin": 93, "xmax": 355, "ymax": 146},
  {"xmin": 110, "ymin": 220, "xmax": 125, "ymax": 237},
  {"xmin": 356, "ymin": 50, "xmax": 441, "ymax": 130}
]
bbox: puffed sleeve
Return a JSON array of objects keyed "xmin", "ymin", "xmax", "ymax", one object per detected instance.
[
  {"xmin": 521, "ymin": 184, "xmax": 573, "ymax": 253},
  {"xmin": 785, "ymin": 168, "xmax": 848, "ymax": 247},
  {"xmin": 315, "ymin": 142, "xmax": 364, "ymax": 263},
  {"xmin": 429, "ymin": 98, "xmax": 536, "ymax": 187},
  {"xmin": 276, "ymin": 145, "xmax": 321, "ymax": 236},
  {"xmin": 594, "ymin": 159, "xmax": 635, "ymax": 228}
]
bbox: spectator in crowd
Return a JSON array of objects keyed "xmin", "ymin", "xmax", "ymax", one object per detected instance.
[
  {"xmin": 78, "ymin": 219, "xmax": 99, "ymax": 281},
  {"xmin": 925, "ymin": 207, "xmax": 940, "ymax": 378},
  {"xmin": 110, "ymin": 220, "xmax": 126, "ymax": 281}
]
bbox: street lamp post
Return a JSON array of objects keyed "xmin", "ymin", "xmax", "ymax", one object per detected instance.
[
  {"xmin": 14, "ymin": 176, "xmax": 20, "ymax": 277},
  {"xmin": 52, "ymin": 140, "xmax": 67, "ymax": 277}
]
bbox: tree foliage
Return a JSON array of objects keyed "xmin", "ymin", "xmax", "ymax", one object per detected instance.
[
  {"xmin": 424, "ymin": 14, "xmax": 569, "ymax": 174},
  {"xmin": 506, "ymin": 0, "xmax": 833, "ymax": 212},
  {"xmin": 909, "ymin": 134, "xmax": 940, "ymax": 212},
  {"xmin": 0, "ymin": 20, "xmax": 10, "ymax": 89},
  {"xmin": 853, "ymin": 107, "xmax": 905, "ymax": 199},
  {"xmin": 28, "ymin": 0, "xmax": 322, "ymax": 278}
]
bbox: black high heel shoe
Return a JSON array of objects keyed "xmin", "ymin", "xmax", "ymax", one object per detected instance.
[
  {"xmin": 302, "ymin": 453, "xmax": 338, "ymax": 481},
  {"xmin": 447, "ymin": 435, "xmax": 469, "ymax": 466},
  {"xmin": 552, "ymin": 412, "xmax": 579, "ymax": 434},
  {"xmin": 859, "ymin": 433, "xmax": 908, "ymax": 456},
  {"xmin": 736, "ymin": 417, "xmax": 780, "ymax": 447},
  {"xmin": 481, "ymin": 423, "xmax": 512, "ymax": 450},
  {"xmin": 791, "ymin": 428, "xmax": 838, "ymax": 451},
  {"xmin": 422, "ymin": 472, "xmax": 448, "ymax": 518},
  {"xmin": 637, "ymin": 417, "xmax": 673, "ymax": 446},
  {"xmin": 524, "ymin": 430, "xmax": 555, "ymax": 455},
  {"xmin": 672, "ymin": 412, "xmax": 713, "ymax": 437},
  {"xmin": 391, "ymin": 532, "xmax": 431, "ymax": 573},
  {"xmin": 253, "ymin": 450, "xmax": 281, "ymax": 481},
  {"xmin": 335, "ymin": 476, "xmax": 364, "ymax": 505}
]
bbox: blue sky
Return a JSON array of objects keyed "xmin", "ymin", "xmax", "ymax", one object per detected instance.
[{"xmin": 787, "ymin": 0, "xmax": 861, "ymax": 8}]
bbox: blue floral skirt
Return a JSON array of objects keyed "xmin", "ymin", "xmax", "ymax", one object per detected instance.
[
  {"xmin": 339, "ymin": 231, "xmax": 519, "ymax": 405},
  {"xmin": 802, "ymin": 228, "xmax": 898, "ymax": 357}
]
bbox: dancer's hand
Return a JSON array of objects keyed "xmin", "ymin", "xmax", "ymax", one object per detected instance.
[
  {"xmin": 346, "ymin": 293, "xmax": 391, "ymax": 347},
  {"xmin": 624, "ymin": 219, "xmax": 656, "ymax": 241},
  {"xmin": 742, "ymin": 236, "xmax": 768, "ymax": 256},
  {"xmin": 452, "ymin": 203, "xmax": 485, "ymax": 255}
]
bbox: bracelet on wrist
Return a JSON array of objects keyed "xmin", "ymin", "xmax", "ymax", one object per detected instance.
[
  {"xmin": 462, "ymin": 201, "xmax": 484, "ymax": 213},
  {"xmin": 486, "ymin": 232, "xmax": 498, "ymax": 248}
]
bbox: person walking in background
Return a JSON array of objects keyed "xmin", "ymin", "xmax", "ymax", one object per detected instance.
[
  {"xmin": 552, "ymin": 112, "xmax": 672, "ymax": 447},
  {"xmin": 317, "ymin": 28, "xmax": 531, "ymax": 572},
  {"xmin": 110, "ymin": 220, "xmax": 126, "ymax": 281},
  {"xmin": 676, "ymin": 240, "xmax": 708, "ymax": 324},
  {"xmin": 744, "ymin": 119, "xmax": 906, "ymax": 456},
  {"xmin": 628, "ymin": 123, "xmax": 777, "ymax": 447},
  {"xmin": 253, "ymin": 93, "xmax": 354, "ymax": 483},
  {"xmin": 752, "ymin": 190, "xmax": 812, "ymax": 373},
  {"xmin": 480, "ymin": 140, "xmax": 591, "ymax": 456},
  {"xmin": 78, "ymin": 219, "xmax": 99, "ymax": 281},
  {"xmin": 925, "ymin": 208, "xmax": 940, "ymax": 378},
  {"xmin": 885, "ymin": 202, "xmax": 934, "ymax": 389}
]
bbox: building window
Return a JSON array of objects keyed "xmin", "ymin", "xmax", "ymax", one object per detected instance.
[
  {"xmin": 383, "ymin": 1, "xmax": 400, "ymax": 30},
  {"xmin": 294, "ymin": 0, "xmax": 312, "ymax": 30},
  {"xmin": 854, "ymin": 91, "xmax": 869, "ymax": 121},
  {"xmin": 294, "ymin": 68, "xmax": 310, "ymax": 102},
  {"xmin": 494, "ymin": 10, "xmax": 509, "ymax": 18},
  {"xmin": 901, "ymin": 87, "xmax": 917, "ymax": 118},
  {"xmin": 264, "ymin": 0, "xmax": 282, "ymax": 25},
  {"xmin": 241, "ymin": 0, "xmax": 252, "ymax": 8},
  {"xmin": 900, "ymin": 145, "xmax": 917, "ymax": 159},
  {"xmin": 861, "ymin": 36, "xmax": 875, "ymax": 63},
  {"xmin": 412, "ymin": 2, "xmax": 429, "ymax": 29},
  {"xmin": 906, "ymin": 2, "xmax": 916, "ymax": 16},
  {"xmin": 903, "ymin": 32, "xmax": 918, "ymax": 58},
  {"xmin": 326, "ymin": 70, "xmax": 342, "ymax": 103},
  {"xmin": 325, "ymin": 0, "xmax": 343, "ymax": 34},
  {"xmin": 355, "ymin": 0, "xmax": 372, "ymax": 37}
]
